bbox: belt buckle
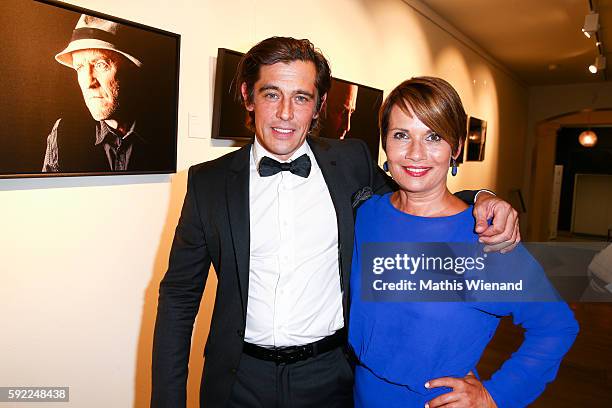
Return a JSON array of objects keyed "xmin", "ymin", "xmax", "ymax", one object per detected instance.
[
  {"xmin": 271, "ymin": 347, "xmax": 282, "ymax": 365},
  {"xmin": 275, "ymin": 346, "xmax": 294, "ymax": 365},
  {"xmin": 273, "ymin": 345, "xmax": 311, "ymax": 365}
]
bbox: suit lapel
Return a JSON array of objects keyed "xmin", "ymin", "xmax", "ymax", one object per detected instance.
[
  {"xmin": 226, "ymin": 143, "xmax": 252, "ymax": 319},
  {"xmin": 308, "ymin": 138, "xmax": 353, "ymax": 296}
]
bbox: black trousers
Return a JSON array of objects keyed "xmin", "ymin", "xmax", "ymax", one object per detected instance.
[{"xmin": 227, "ymin": 347, "xmax": 354, "ymax": 407}]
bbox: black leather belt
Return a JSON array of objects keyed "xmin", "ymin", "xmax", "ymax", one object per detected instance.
[{"xmin": 243, "ymin": 328, "xmax": 346, "ymax": 365}]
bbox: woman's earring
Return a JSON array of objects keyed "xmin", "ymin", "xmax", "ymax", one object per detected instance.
[
  {"xmin": 383, "ymin": 161, "xmax": 389, "ymax": 172},
  {"xmin": 451, "ymin": 158, "xmax": 458, "ymax": 176}
]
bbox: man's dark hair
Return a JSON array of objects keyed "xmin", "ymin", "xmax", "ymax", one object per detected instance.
[{"xmin": 236, "ymin": 36, "xmax": 332, "ymax": 134}]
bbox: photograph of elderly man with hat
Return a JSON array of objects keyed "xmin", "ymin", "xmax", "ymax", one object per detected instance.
[{"xmin": 42, "ymin": 14, "xmax": 177, "ymax": 174}]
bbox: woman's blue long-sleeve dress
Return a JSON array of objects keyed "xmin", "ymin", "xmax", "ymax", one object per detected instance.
[{"xmin": 349, "ymin": 193, "xmax": 579, "ymax": 407}]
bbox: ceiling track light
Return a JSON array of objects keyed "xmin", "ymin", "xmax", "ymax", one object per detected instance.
[
  {"xmin": 589, "ymin": 55, "xmax": 607, "ymax": 74},
  {"xmin": 582, "ymin": 12, "xmax": 599, "ymax": 38},
  {"xmin": 582, "ymin": 2, "xmax": 605, "ymax": 77}
]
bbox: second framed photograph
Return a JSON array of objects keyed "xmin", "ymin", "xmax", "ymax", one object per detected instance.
[
  {"xmin": 319, "ymin": 78, "xmax": 384, "ymax": 161},
  {"xmin": 466, "ymin": 116, "xmax": 487, "ymax": 162}
]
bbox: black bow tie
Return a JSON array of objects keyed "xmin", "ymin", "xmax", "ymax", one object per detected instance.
[{"xmin": 258, "ymin": 154, "xmax": 312, "ymax": 178}]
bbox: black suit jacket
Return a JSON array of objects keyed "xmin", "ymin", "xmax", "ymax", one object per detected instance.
[{"xmin": 151, "ymin": 137, "xmax": 393, "ymax": 407}]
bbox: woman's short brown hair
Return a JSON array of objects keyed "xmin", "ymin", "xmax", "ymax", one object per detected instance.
[{"xmin": 379, "ymin": 76, "xmax": 467, "ymax": 155}]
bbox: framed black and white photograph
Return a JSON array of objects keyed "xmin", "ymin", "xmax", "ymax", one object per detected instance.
[
  {"xmin": 211, "ymin": 48, "xmax": 383, "ymax": 161},
  {"xmin": 466, "ymin": 116, "xmax": 487, "ymax": 162},
  {"xmin": 211, "ymin": 48, "xmax": 252, "ymax": 140},
  {"xmin": 0, "ymin": 0, "xmax": 180, "ymax": 178},
  {"xmin": 319, "ymin": 78, "xmax": 384, "ymax": 161}
]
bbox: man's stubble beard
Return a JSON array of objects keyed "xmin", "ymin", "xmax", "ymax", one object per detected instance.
[{"xmin": 84, "ymin": 79, "xmax": 121, "ymax": 121}]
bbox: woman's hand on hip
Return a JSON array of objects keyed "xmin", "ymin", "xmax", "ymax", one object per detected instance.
[{"xmin": 424, "ymin": 371, "xmax": 497, "ymax": 408}]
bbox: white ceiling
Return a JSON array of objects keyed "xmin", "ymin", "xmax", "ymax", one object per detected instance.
[{"xmin": 419, "ymin": 0, "xmax": 611, "ymax": 85}]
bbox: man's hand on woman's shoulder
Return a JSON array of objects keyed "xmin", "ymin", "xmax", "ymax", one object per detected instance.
[{"xmin": 473, "ymin": 192, "xmax": 520, "ymax": 254}]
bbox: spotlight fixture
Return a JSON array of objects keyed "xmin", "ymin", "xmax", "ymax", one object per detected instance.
[
  {"xmin": 589, "ymin": 55, "xmax": 607, "ymax": 74},
  {"xmin": 582, "ymin": 12, "xmax": 599, "ymax": 38}
]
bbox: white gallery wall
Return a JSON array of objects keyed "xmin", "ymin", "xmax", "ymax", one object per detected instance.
[{"xmin": 0, "ymin": 0, "xmax": 528, "ymax": 406}]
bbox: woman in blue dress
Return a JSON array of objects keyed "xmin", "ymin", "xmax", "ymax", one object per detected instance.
[{"xmin": 349, "ymin": 77, "xmax": 578, "ymax": 407}]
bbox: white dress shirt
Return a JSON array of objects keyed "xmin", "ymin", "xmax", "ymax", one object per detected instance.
[{"xmin": 245, "ymin": 138, "xmax": 344, "ymax": 347}]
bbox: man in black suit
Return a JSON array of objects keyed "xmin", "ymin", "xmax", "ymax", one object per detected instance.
[{"xmin": 151, "ymin": 37, "xmax": 520, "ymax": 407}]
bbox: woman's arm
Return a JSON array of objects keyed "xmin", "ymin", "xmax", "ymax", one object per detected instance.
[
  {"xmin": 481, "ymin": 301, "xmax": 579, "ymax": 407},
  {"xmin": 426, "ymin": 301, "xmax": 578, "ymax": 408}
]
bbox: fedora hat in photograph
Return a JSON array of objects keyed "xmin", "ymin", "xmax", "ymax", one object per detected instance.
[{"xmin": 55, "ymin": 14, "xmax": 142, "ymax": 68}]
